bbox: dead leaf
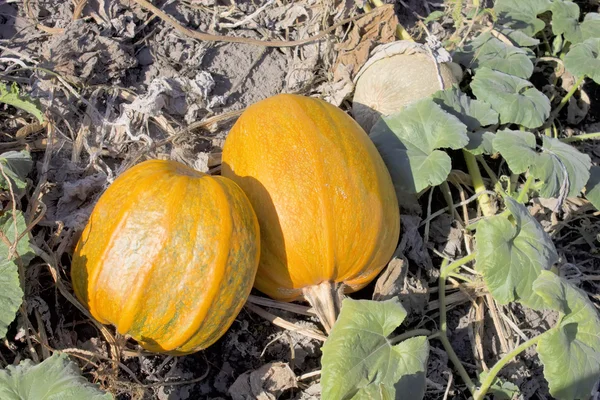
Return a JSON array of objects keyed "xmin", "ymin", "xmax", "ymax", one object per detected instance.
[
  {"xmin": 373, "ymin": 256, "xmax": 408, "ymax": 301},
  {"xmin": 229, "ymin": 362, "xmax": 297, "ymax": 400},
  {"xmin": 397, "ymin": 215, "xmax": 433, "ymax": 270},
  {"xmin": 325, "ymin": 4, "xmax": 398, "ymax": 105},
  {"xmin": 333, "ymin": 4, "xmax": 398, "ymax": 79}
]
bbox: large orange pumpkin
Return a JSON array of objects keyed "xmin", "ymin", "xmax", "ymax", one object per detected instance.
[
  {"xmin": 221, "ymin": 94, "xmax": 400, "ymax": 332},
  {"xmin": 71, "ymin": 159, "xmax": 260, "ymax": 354}
]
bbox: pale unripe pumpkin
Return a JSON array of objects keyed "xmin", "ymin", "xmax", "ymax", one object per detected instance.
[
  {"xmin": 71, "ymin": 159, "xmax": 260, "ymax": 354},
  {"xmin": 352, "ymin": 40, "xmax": 462, "ymax": 133},
  {"xmin": 221, "ymin": 94, "xmax": 400, "ymax": 331}
]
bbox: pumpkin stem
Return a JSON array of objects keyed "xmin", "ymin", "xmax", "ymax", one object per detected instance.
[{"xmin": 302, "ymin": 281, "xmax": 345, "ymax": 334}]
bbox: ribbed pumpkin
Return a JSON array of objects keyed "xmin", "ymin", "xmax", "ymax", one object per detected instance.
[
  {"xmin": 221, "ymin": 94, "xmax": 400, "ymax": 332},
  {"xmin": 71, "ymin": 159, "xmax": 260, "ymax": 354}
]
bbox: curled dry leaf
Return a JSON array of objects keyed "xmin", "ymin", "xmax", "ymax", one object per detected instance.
[
  {"xmin": 323, "ymin": 4, "xmax": 398, "ymax": 106},
  {"xmin": 352, "ymin": 40, "xmax": 462, "ymax": 133}
]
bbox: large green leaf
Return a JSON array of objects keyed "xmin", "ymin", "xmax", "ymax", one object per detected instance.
[
  {"xmin": 584, "ymin": 166, "xmax": 600, "ymax": 210},
  {"xmin": 466, "ymin": 130, "xmax": 496, "ymax": 156},
  {"xmin": 533, "ymin": 271, "xmax": 600, "ymax": 400},
  {"xmin": 370, "ymin": 98, "xmax": 469, "ymax": 193},
  {"xmin": 432, "ymin": 86, "xmax": 499, "ymax": 131},
  {"xmin": 321, "ymin": 298, "xmax": 429, "ymax": 400},
  {"xmin": 454, "ymin": 32, "xmax": 534, "ymax": 79},
  {"xmin": 0, "ymin": 211, "xmax": 33, "ymax": 338},
  {"xmin": 475, "ymin": 197, "xmax": 558, "ymax": 310},
  {"xmin": 493, "ymin": 130, "xmax": 537, "ymax": 174},
  {"xmin": 564, "ymin": 37, "xmax": 600, "ymax": 84},
  {"xmin": 0, "ymin": 83, "xmax": 44, "ymax": 123},
  {"xmin": 0, "ymin": 352, "xmax": 113, "ymax": 399},
  {"xmin": 495, "ymin": 26, "xmax": 540, "ymax": 47},
  {"xmin": 0, "ymin": 150, "xmax": 33, "ymax": 190},
  {"xmin": 494, "ymin": 0, "xmax": 552, "ymax": 36},
  {"xmin": 551, "ymin": 1, "xmax": 600, "ymax": 45},
  {"xmin": 471, "ymin": 68, "xmax": 551, "ymax": 128},
  {"xmin": 531, "ymin": 136, "xmax": 591, "ymax": 198}
]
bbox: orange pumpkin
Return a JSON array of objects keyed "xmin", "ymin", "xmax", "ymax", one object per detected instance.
[
  {"xmin": 221, "ymin": 94, "xmax": 400, "ymax": 332},
  {"xmin": 71, "ymin": 159, "xmax": 260, "ymax": 354}
]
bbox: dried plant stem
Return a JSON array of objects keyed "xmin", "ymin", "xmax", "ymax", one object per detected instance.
[
  {"xmin": 246, "ymin": 295, "xmax": 316, "ymax": 317},
  {"xmin": 302, "ymin": 281, "xmax": 345, "ymax": 333},
  {"xmin": 439, "ymin": 255, "xmax": 478, "ymax": 395},
  {"xmin": 245, "ymin": 304, "xmax": 327, "ymax": 341},
  {"xmin": 132, "ymin": 0, "xmax": 385, "ymax": 47},
  {"xmin": 440, "ymin": 181, "xmax": 464, "ymax": 226}
]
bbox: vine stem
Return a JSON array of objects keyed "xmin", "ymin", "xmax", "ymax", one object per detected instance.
[
  {"xmin": 516, "ymin": 174, "xmax": 535, "ymax": 203},
  {"xmin": 473, "ymin": 333, "xmax": 547, "ymax": 400},
  {"xmin": 390, "ymin": 329, "xmax": 432, "ymax": 345},
  {"xmin": 560, "ymin": 131, "xmax": 600, "ymax": 143},
  {"xmin": 438, "ymin": 255, "xmax": 478, "ymax": 395},
  {"xmin": 463, "ymin": 150, "xmax": 494, "ymax": 217},
  {"xmin": 548, "ymin": 75, "xmax": 585, "ymax": 123}
]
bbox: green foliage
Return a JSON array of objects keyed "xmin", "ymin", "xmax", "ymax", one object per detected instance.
[
  {"xmin": 432, "ymin": 86, "xmax": 498, "ymax": 131},
  {"xmin": 0, "ymin": 150, "xmax": 33, "ymax": 190},
  {"xmin": 533, "ymin": 271, "xmax": 600, "ymax": 400},
  {"xmin": 475, "ymin": 197, "xmax": 558, "ymax": 310},
  {"xmin": 321, "ymin": 298, "xmax": 429, "ymax": 400},
  {"xmin": 493, "ymin": 132, "xmax": 591, "ymax": 198},
  {"xmin": 585, "ymin": 166, "xmax": 600, "ymax": 209},
  {"xmin": 470, "ymin": 68, "xmax": 550, "ymax": 128},
  {"xmin": 0, "ymin": 352, "xmax": 113, "ymax": 399},
  {"xmin": 531, "ymin": 136, "xmax": 591, "ymax": 198},
  {"xmin": 370, "ymin": 98, "xmax": 468, "ymax": 193},
  {"xmin": 564, "ymin": 37, "xmax": 600, "ymax": 84},
  {"xmin": 551, "ymin": 1, "xmax": 600, "ymax": 45},
  {"xmin": 494, "ymin": 0, "xmax": 551, "ymax": 36},
  {"xmin": 0, "ymin": 83, "xmax": 44, "ymax": 123},
  {"xmin": 493, "ymin": 130, "xmax": 537, "ymax": 174},
  {"xmin": 0, "ymin": 211, "xmax": 33, "ymax": 339},
  {"xmin": 454, "ymin": 32, "xmax": 534, "ymax": 78},
  {"xmin": 478, "ymin": 371, "xmax": 520, "ymax": 399}
]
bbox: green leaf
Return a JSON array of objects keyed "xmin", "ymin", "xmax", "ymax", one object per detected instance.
[
  {"xmin": 0, "ymin": 210, "xmax": 34, "ymax": 338},
  {"xmin": 494, "ymin": 0, "xmax": 551, "ymax": 36},
  {"xmin": 493, "ymin": 130, "xmax": 537, "ymax": 174},
  {"xmin": 471, "ymin": 68, "xmax": 551, "ymax": 128},
  {"xmin": 495, "ymin": 26, "xmax": 541, "ymax": 47},
  {"xmin": 466, "ymin": 130, "xmax": 496, "ymax": 155},
  {"xmin": 0, "ymin": 83, "xmax": 44, "ymax": 123},
  {"xmin": 0, "ymin": 352, "xmax": 113, "ymax": 399},
  {"xmin": 455, "ymin": 32, "xmax": 534, "ymax": 79},
  {"xmin": 478, "ymin": 371, "xmax": 520, "ymax": 400},
  {"xmin": 533, "ymin": 271, "xmax": 600, "ymax": 400},
  {"xmin": 530, "ymin": 136, "xmax": 591, "ymax": 198},
  {"xmin": 432, "ymin": 86, "xmax": 499, "ymax": 131},
  {"xmin": 0, "ymin": 150, "xmax": 33, "ymax": 190},
  {"xmin": 321, "ymin": 298, "xmax": 429, "ymax": 400},
  {"xmin": 584, "ymin": 166, "xmax": 600, "ymax": 210},
  {"xmin": 423, "ymin": 10, "xmax": 445, "ymax": 24},
  {"xmin": 564, "ymin": 37, "xmax": 600, "ymax": 84},
  {"xmin": 475, "ymin": 196, "xmax": 558, "ymax": 310},
  {"xmin": 0, "ymin": 257, "xmax": 23, "ymax": 340},
  {"xmin": 370, "ymin": 98, "xmax": 469, "ymax": 193},
  {"xmin": 551, "ymin": 1, "xmax": 600, "ymax": 45}
]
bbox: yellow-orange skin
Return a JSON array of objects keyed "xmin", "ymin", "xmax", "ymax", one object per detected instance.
[
  {"xmin": 71, "ymin": 160, "xmax": 260, "ymax": 355},
  {"xmin": 221, "ymin": 94, "xmax": 400, "ymax": 301}
]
